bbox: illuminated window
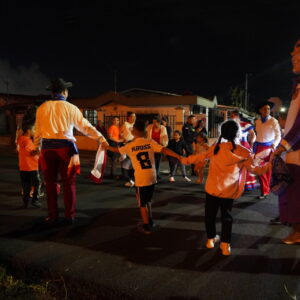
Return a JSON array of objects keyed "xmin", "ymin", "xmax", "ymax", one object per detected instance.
[{"xmin": 83, "ymin": 109, "xmax": 97, "ymax": 126}]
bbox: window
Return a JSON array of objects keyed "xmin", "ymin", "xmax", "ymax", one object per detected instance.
[{"xmin": 83, "ymin": 109, "xmax": 97, "ymax": 126}]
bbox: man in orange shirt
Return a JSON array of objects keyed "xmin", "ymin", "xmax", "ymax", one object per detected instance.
[
  {"xmin": 107, "ymin": 116, "xmax": 123, "ymax": 177},
  {"xmin": 17, "ymin": 121, "xmax": 42, "ymax": 208}
]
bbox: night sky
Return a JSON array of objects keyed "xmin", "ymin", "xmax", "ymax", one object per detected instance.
[{"xmin": 0, "ymin": 0, "xmax": 300, "ymax": 105}]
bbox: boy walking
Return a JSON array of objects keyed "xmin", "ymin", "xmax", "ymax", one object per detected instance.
[
  {"xmin": 167, "ymin": 130, "xmax": 191, "ymax": 182},
  {"xmin": 105, "ymin": 120, "xmax": 179, "ymax": 234}
]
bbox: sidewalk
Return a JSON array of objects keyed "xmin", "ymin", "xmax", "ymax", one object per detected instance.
[{"xmin": 0, "ymin": 145, "xmax": 299, "ymax": 299}]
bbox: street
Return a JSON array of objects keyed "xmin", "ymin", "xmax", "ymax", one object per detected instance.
[{"xmin": 0, "ymin": 145, "xmax": 299, "ymax": 300}]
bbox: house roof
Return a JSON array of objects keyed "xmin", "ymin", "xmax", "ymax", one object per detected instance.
[
  {"xmin": 120, "ymin": 88, "xmax": 181, "ymax": 97},
  {"xmin": 70, "ymin": 90, "xmax": 217, "ymax": 109},
  {"xmin": 0, "ymin": 93, "xmax": 49, "ymax": 109}
]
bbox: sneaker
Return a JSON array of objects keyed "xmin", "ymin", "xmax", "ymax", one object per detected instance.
[
  {"xmin": 124, "ymin": 180, "xmax": 135, "ymax": 187},
  {"xmin": 257, "ymin": 194, "xmax": 268, "ymax": 200},
  {"xmin": 282, "ymin": 231, "xmax": 300, "ymax": 244},
  {"xmin": 142, "ymin": 224, "xmax": 153, "ymax": 234},
  {"xmin": 220, "ymin": 242, "xmax": 231, "ymax": 256},
  {"xmin": 269, "ymin": 216, "xmax": 281, "ymax": 225},
  {"xmin": 205, "ymin": 235, "xmax": 220, "ymax": 249},
  {"xmin": 31, "ymin": 200, "xmax": 42, "ymax": 208},
  {"xmin": 169, "ymin": 176, "xmax": 175, "ymax": 182},
  {"xmin": 183, "ymin": 176, "xmax": 191, "ymax": 182}
]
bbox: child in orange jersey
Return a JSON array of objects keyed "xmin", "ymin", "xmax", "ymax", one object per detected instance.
[{"xmin": 17, "ymin": 121, "xmax": 42, "ymax": 208}]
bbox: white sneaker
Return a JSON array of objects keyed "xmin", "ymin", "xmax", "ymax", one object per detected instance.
[
  {"xmin": 124, "ymin": 180, "xmax": 135, "ymax": 187},
  {"xmin": 183, "ymin": 176, "xmax": 191, "ymax": 182},
  {"xmin": 205, "ymin": 235, "xmax": 220, "ymax": 249},
  {"xmin": 169, "ymin": 176, "xmax": 175, "ymax": 182},
  {"xmin": 220, "ymin": 242, "xmax": 231, "ymax": 256}
]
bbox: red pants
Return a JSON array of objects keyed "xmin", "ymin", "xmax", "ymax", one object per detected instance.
[
  {"xmin": 255, "ymin": 144, "xmax": 272, "ymax": 196},
  {"xmin": 40, "ymin": 147, "xmax": 76, "ymax": 219}
]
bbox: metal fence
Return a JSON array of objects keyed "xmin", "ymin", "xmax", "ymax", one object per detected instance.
[{"xmin": 208, "ymin": 108, "xmax": 225, "ymax": 138}]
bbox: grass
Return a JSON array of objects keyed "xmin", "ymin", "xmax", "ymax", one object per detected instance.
[{"xmin": 0, "ymin": 265, "xmax": 61, "ymax": 300}]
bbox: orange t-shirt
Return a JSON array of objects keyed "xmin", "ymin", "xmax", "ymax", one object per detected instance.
[
  {"xmin": 107, "ymin": 125, "xmax": 120, "ymax": 141},
  {"xmin": 17, "ymin": 136, "xmax": 39, "ymax": 171}
]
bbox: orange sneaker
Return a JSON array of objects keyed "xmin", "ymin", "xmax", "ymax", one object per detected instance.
[
  {"xmin": 220, "ymin": 242, "xmax": 231, "ymax": 256},
  {"xmin": 282, "ymin": 231, "xmax": 300, "ymax": 245},
  {"xmin": 205, "ymin": 235, "xmax": 220, "ymax": 249}
]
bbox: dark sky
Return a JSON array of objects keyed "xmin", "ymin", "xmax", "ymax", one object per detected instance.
[{"xmin": 0, "ymin": 0, "xmax": 300, "ymax": 105}]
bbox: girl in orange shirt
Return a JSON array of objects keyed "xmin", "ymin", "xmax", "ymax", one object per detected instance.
[{"xmin": 180, "ymin": 120, "xmax": 271, "ymax": 255}]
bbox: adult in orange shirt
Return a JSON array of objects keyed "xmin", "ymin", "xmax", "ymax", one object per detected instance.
[
  {"xmin": 17, "ymin": 121, "xmax": 42, "ymax": 208},
  {"xmin": 107, "ymin": 116, "xmax": 123, "ymax": 177}
]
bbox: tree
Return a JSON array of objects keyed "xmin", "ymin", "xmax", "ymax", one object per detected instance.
[{"xmin": 228, "ymin": 86, "xmax": 245, "ymax": 108}]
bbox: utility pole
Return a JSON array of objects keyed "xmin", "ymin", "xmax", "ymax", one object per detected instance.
[{"xmin": 114, "ymin": 70, "xmax": 117, "ymax": 94}]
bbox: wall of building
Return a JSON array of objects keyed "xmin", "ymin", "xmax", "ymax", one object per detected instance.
[{"xmin": 74, "ymin": 104, "xmax": 216, "ymax": 150}]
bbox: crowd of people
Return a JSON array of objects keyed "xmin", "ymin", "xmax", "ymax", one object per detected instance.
[{"xmin": 15, "ymin": 39, "xmax": 300, "ymax": 256}]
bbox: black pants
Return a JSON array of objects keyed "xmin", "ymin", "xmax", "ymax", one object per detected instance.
[
  {"xmin": 20, "ymin": 170, "xmax": 41, "ymax": 206},
  {"xmin": 185, "ymin": 143, "xmax": 195, "ymax": 175},
  {"xmin": 107, "ymin": 140, "xmax": 120, "ymax": 176},
  {"xmin": 205, "ymin": 193, "xmax": 234, "ymax": 243},
  {"xmin": 168, "ymin": 156, "xmax": 187, "ymax": 177},
  {"xmin": 154, "ymin": 153, "xmax": 162, "ymax": 177}
]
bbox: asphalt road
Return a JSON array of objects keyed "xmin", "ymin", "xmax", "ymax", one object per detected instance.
[{"xmin": 0, "ymin": 145, "xmax": 299, "ymax": 300}]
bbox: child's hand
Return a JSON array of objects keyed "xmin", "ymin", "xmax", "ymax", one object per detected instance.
[{"xmin": 30, "ymin": 149, "xmax": 40, "ymax": 156}]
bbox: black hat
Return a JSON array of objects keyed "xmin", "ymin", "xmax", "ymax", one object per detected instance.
[
  {"xmin": 46, "ymin": 78, "xmax": 73, "ymax": 92},
  {"xmin": 255, "ymin": 101, "xmax": 275, "ymax": 114}
]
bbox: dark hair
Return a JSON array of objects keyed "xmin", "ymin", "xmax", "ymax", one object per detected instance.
[
  {"xmin": 21, "ymin": 121, "xmax": 34, "ymax": 133},
  {"xmin": 127, "ymin": 111, "xmax": 135, "ymax": 118},
  {"xmin": 133, "ymin": 120, "xmax": 146, "ymax": 133},
  {"xmin": 22, "ymin": 105, "xmax": 37, "ymax": 126},
  {"xmin": 161, "ymin": 116, "xmax": 168, "ymax": 122},
  {"xmin": 214, "ymin": 120, "xmax": 239, "ymax": 155},
  {"xmin": 196, "ymin": 132, "xmax": 208, "ymax": 143},
  {"xmin": 187, "ymin": 115, "xmax": 195, "ymax": 120},
  {"xmin": 153, "ymin": 114, "xmax": 161, "ymax": 123},
  {"xmin": 174, "ymin": 130, "xmax": 182, "ymax": 136}
]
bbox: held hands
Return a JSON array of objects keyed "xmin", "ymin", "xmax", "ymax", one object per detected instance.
[
  {"xmin": 269, "ymin": 145, "xmax": 285, "ymax": 163},
  {"xmin": 102, "ymin": 142, "xmax": 109, "ymax": 150},
  {"xmin": 272, "ymin": 145, "xmax": 285, "ymax": 157},
  {"xmin": 30, "ymin": 149, "xmax": 40, "ymax": 156}
]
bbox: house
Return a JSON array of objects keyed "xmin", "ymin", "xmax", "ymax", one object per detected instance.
[
  {"xmin": 0, "ymin": 93, "xmax": 49, "ymax": 145},
  {"xmin": 70, "ymin": 88, "xmax": 218, "ymax": 150},
  {"xmin": 0, "ymin": 88, "xmax": 255, "ymax": 151}
]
